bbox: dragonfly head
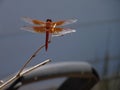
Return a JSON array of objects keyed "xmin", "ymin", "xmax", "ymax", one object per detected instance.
[{"xmin": 46, "ymin": 19, "xmax": 52, "ymax": 22}]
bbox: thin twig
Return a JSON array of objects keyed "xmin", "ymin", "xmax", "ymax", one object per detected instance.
[
  {"xmin": 17, "ymin": 41, "xmax": 51, "ymax": 76},
  {"xmin": 20, "ymin": 59, "xmax": 51, "ymax": 76},
  {"xmin": 0, "ymin": 75, "xmax": 17, "ymax": 89},
  {"xmin": 0, "ymin": 41, "xmax": 51, "ymax": 89},
  {"xmin": 0, "ymin": 59, "xmax": 51, "ymax": 90}
]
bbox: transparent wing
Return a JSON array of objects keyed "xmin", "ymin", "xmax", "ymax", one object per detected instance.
[
  {"xmin": 53, "ymin": 19, "xmax": 77, "ymax": 26},
  {"xmin": 21, "ymin": 26, "xmax": 46, "ymax": 33},
  {"xmin": 22, "ymin": 17, "xmax": 45, "ymax": 25},
  {"xmin": 52, "ymin": 28, "xmax": 76, "ymax": 37}
]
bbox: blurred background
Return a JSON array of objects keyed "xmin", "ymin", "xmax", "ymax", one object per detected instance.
[{"xmin": 0, "ymin": 0, "xmax": 120, "ymax": 90}]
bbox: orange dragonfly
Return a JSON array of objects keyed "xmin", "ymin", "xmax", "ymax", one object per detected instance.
[{"xmin": 21, "ymin": 17, "xmax": 77, "ymax": 51}]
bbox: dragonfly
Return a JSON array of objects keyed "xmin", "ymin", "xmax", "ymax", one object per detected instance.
[{"xmin": 21, "ymin": 17, "xmax": 77, "ymax": 51}]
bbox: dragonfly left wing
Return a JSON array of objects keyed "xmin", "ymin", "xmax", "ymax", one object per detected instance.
[
  {"xmin": 51, "ymin": 28, "xmax": 76, "ymax": 37},
  {"xmin": 53, "ymin": 19, "xmax": 77, "ymax": 26}
]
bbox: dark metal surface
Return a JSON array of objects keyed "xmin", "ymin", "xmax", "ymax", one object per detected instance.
[{"xmin": 5, "ymin": 62, "xmax": 99, "ymax": 90}]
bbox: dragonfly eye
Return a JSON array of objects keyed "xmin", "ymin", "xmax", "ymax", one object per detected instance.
[{"xmin": 46, "ymin": 19, "xmax": 52, "ymax": 22}]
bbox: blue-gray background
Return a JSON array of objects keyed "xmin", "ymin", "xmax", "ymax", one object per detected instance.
[{"xmin": 0, "ymin": 0, "xmax": 120, "ymax": 89}]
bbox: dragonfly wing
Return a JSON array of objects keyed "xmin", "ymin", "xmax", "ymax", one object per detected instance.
[
  {"xmin": 52, "ymin": 28, "xmax": 76, "ymax": 37},
  {"xmin": 21, "ymin": 26, "xmax": 46, "ymax": 33},
  {"xmin": 53, "ymin": 19, "xmax": 77, "ymax": 26},
  {"xmin": 22, "ymin": 17, "xmax": 45, "ymax": 25}
]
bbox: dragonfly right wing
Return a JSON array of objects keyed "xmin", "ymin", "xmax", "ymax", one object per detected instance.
[
  {"xmin": 22, "ymin": 17, "xmax": 45, "ymax": 25},
  {"xmin": 21, "ymin": 26, "xmax": 46, "ymax": 33}
]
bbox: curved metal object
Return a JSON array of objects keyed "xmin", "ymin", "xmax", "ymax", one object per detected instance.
[{"xmin": 5, "ymin": 62, "xmax": 99, "ymax": 90}]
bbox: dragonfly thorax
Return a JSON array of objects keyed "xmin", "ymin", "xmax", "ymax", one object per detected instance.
[{"xmin": 46, "ymin": 19, "xmax": 53, "ymax": 29}]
